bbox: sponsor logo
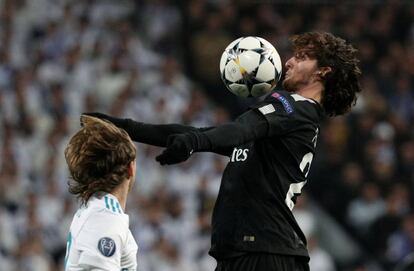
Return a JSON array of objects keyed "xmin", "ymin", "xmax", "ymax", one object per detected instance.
[
  {"xmin": 230, "ymin": 148, "xmax": 249, "ymax": 162},
  {"xmin": 98, "ymin": 237, "xmax": 116, "ymax": 257},
  {"xmin": 271, "ymin": 92, "xmax": 294, "ymax": 114}
]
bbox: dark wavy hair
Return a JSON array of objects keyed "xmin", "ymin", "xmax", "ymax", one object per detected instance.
[
  {"xmin": 64, "ymin": 116, "xmax": 136, "ymax": 205},
  {"xmin": 291, "ymin": 32, "xmax": 362, "ymax": 116}
]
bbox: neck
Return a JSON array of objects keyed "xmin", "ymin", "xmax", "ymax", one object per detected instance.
[
  {"xmin": 110, "ymin": 179, "xmax": 129, "ymax": 210},
  {"xmin": 295, "ymin": 82, "xmax": 323, "ymax": 103}
]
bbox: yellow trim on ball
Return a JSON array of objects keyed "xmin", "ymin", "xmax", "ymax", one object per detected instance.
[{"xmin": 235, "ymin": 57, "xmax": 247, "ymax": 75}]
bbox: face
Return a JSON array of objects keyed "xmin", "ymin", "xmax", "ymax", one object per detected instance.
[{"xmin": 282, "ymin": 52, "xmax": 319, "ymax": 92}]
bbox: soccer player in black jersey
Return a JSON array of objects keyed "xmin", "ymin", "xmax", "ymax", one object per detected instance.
[{"xmin": 85, "ymin": 32, "xmax": 361, "ymax": 271}]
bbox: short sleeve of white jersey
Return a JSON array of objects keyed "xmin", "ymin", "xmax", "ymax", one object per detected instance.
[{"xmin": 74, "ymin": 211, "xmax": 127, "ymax": 270}]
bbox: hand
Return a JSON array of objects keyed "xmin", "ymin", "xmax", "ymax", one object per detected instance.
[{"xmin": 156, "ymin": 134, "xmax": 195, "ymax": 165}]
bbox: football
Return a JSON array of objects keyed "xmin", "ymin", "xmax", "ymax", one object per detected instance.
[{"xmin": 219, "ymin": 36, "xmax": 282, "ymax": 98}]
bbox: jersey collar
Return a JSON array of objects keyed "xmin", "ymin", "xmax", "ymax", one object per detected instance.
[{"xmin": 91, "ymin": 192, "xmax": 124, "ymax": 214}]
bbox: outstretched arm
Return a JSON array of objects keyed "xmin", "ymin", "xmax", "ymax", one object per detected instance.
[
  {"xmin": 155, "ymin": 109, "xmax": 269, "ymax": 165},
  {"xmin": 82, "ymin": 113, "xmax": 231, "ymax": 156}
]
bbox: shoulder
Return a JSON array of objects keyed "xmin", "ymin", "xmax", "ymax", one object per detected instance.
[
  {"xmin": 266, "ymin": 90, "xmax": 319, "ymax": 107},
  {"xmin": 261, "ymin": 90, "xmax": 322, "ymax": 120},
  {"xmin": 85, "ymin": 207, "xmax": 129, "ymax": 233},
  {"xmin": 74, "ymin": 210, "xmax": 128, "ymax": 251},
  {"xmin": 89, "ymin": 207, "xmax": 127, "ymax": 223},
  {"xmin": 73, "ymin": 197, "xmax": 129, "ymax": 237}
]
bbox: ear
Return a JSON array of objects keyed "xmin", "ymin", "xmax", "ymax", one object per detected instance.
[
  {"xmin": 127, "ymin": 160, "xmax": 136, "ymax": 178},
  {"xmin": 317, "ymin": 67, "xmax": 332, "ymax": 78}
]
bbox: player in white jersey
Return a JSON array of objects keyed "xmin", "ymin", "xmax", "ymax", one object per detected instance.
[{"xmin": 64, "ymin": 116, "xmax": 138, "ymax": 271}]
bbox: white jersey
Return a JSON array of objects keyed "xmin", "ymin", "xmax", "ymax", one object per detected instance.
[{"xmin": 64, "ymin": 193, "xmax": 138, "ymax": 271}]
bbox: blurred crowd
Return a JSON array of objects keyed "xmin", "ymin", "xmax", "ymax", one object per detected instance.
[{"xmin": 0, "ymin": 0, "xmax": 413, "ymax": 271}]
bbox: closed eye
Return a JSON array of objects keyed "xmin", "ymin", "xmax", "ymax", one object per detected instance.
[{"xmin": 294, "ymin": 52, "xmax": 308, "ymax": 61}]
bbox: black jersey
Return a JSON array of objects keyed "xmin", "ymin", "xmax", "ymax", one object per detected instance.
[{"xmin": 209, "ymin": 90, "xmax": 322, "ymax": 260}]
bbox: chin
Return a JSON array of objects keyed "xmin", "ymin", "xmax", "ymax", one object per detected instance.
[{"xmin": 282, "ymin": 79, "xmax": 296, "ymax": 93}]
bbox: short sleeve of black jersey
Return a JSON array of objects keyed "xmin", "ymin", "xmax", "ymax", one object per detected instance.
[{"xmin": 251, "ymin": 91, "xmax": 322, "ymax": 137}]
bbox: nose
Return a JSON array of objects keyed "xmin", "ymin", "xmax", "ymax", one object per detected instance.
[{"xmin": 285, "ymin": 57, "xmax": 294, "ymax": 69}]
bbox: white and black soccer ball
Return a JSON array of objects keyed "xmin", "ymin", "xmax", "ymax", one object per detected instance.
[{"xmin": 219, "ymin": 36, "xmax": 282, "ymax": 98}]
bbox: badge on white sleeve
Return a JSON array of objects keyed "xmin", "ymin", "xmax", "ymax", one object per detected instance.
[{"xmin": 98, "ymin": 237, "xmax": 116, "ymax": 257}]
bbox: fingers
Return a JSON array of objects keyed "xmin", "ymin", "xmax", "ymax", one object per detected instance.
[
  {"xmin": 155, "ymin": 152, "xmax": 168, "ymax": 165},
  {"xmin": 156, "ymin": 137, "xmax": 174, "ymax": 165},
  {"xmin": 155, "ymin": 140, "xmax": 188, "ymax": 165},
  {"xmin": 155, "ymin": 149, "xmax": 178, "ymax": 165},
  {"xmin": 156, "ymin": 134, "xmax": 195, "ymax": 165}
]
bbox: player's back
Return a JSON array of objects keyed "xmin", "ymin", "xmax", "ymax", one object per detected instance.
[{"xmin": 64, "ymin": 193, "xmax": 137, "ymax": 271}]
